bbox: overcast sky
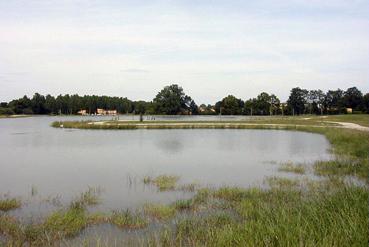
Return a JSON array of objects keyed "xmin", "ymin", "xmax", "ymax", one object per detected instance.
[{"xmin": 0, "ymin": 0, "xmax": 368, "ymax": 104}]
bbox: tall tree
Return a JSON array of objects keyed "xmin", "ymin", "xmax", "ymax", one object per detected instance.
[
  {"xmin": 217, "ymin": 95, "xmax": 244, "ymax": 115},
  {"xmin": 343, "ymin": 87, "xmax": 363, "ymax": 110},
  {"xmin": 287, "ymin": 87, "xmax": 308, "ymax": 115},
  {"xmin": 325, "ymin": 89, "xmax": 344, "ymax": 114},
  {"xmin": 308, "ymin": 90, "xmax": 325, "ymax": 115},
  {"xmin": 363, "ymin": 93, "xmax": 369, "ymax": 114},
  {"xmin": 153, "ymin": 84, "xmax": 197, "ymax": 115},
  {"xmin": 269, "ymin": 94, "xmax": 280, "ymax": 115},
  {"xmin": 31, "ymin": 93, "xmax": 46, "ymax": 114}
]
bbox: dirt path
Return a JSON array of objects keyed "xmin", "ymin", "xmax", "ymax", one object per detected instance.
[{"xmin": 324, "ymin": 121, "xmax": 369, "ymax": 132}]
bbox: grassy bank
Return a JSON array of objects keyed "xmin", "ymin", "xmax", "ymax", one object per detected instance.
[
  {"xmin": 51, "ymin": 114, "xmax": 369, "ymax": 130},
  {"xmin": 0, "ymin": 114, "xmax": 30, "ymax": 119},
  {"xmin": 51, "ymin": 120, "xmax": 339, "ymax": 130}
]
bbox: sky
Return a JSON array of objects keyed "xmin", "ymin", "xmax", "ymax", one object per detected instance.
[{"xmin": 0, "ymin": 0, "xmax": 368, "ymax": 104}]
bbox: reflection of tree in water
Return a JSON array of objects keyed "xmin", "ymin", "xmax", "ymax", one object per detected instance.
[{"xmin": 156, "ymin": 138, "xmax": 184, "ymax": 154}]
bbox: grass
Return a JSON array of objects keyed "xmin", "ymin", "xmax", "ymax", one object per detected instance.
[
  {"xmin": 73, "ymin": 187, "xmax": 101, "ymax": 207},
  {"xmin": 0, "ymin": 198, "xmax": 21, "ymax": 211},
  {"xmin": 278, "ymin": 161, "xmax": 306, "ymax": 174},
  {"xmin": 313, "ymin": 158, "xmax": 368, "ymax": 180},
  {"xmin": 320, "ymin": 114, "xmax": 369, "ymax": 127},
  {"xmin": 178, "ymin": 183, "xmax": 198, "ymax": 192},
  {"xmin": 159, "ymin": 180, "xmax": 368, "ymax": 247},
  {"xmin": 43, "ymin": 207, "xmax": 88, "ymax": 239},
  {"xmin": 174, "ymin": 199, "xmax": 194, "ymax": 211},
  {"xmin": 144, "ymin": 175, "xmax": 180, "ymax": 191},
  {"xmin": 51, "ymin": 114, "xmax": 369, "ymax": 131},
  {"xmin": 265, "ymin": 177, "xmax": 301, "ymax": 190},
  {"xmin": 109, "ymin": 210, "xmax": 148, "ymax": 229},
  {"xmin": 0, "ymin": 114, "xmax": 29, "ymax": 119},
  {"xmin": 144, "ymin": 203, "xmax": 177, "ymax": 220}
]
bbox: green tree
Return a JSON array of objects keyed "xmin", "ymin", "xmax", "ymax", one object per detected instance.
[
  {"xmin": 308, "ymin": 90, "xmax": 325, "ymax": 115},
  {"xmin": 217, "ymin": 95, "xmax": 244, "ymax": 115},
  {"xmin": 153, "ymin": 84, "xmax": 197, "ymax": 115},
  {"xmin": 44, "ymin": 94, "xmax": 57, "ymax": 114},
  {"xmin": 287, "ymin": 87, "xmax": 308, "ymax": 115},
  {"xmin": 363, "ymin": 93, "xmax": 369, "ymax": 113},
  {"xmin": 343, "ymin": 87, "xmax": 363, "ymax": 111},
  {"xmin": 324, "ymin": 89, "xmax": 344, "ymax": 114},
  {"xmin": 269, "ymin": 94, "xmax": 280, "ymax": 115},
  {"xmin": 243, "ymin": 98, "xmax": 257, "ymax": 115}
]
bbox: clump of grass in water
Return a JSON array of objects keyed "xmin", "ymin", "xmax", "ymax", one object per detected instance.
[
  {"xmin": 193, "ymin": 188, "xmax": 212, "ymax": 205},
  {"xmin": 144, "ymin": 203, "xmax": 176, "ymax": 220},
  {"xmin": 173, "ymin": 199, "xmax": 194, "ymax": 211},
  {"xmin": 144, "ymin": 175, "xmax": 180, "ymax": 191},
  {"xmin": 43, "ymin": 207, "xmax": 88, "ymax": 239},
  {"xmin": 314, "ymin": 158, "xmax": 369, "ymax": 180},
  {"xmin": 70, "ymin": 187, "xmax": 102, "ymax": 209},
  {"xmin": 110, "ymin": 210, "xmax": 148, "ymax": 229},
  {"xmin": 278, "ymin": 161, "xmax": 306, "ymax": 174},
  {"xmin": 143, "ymin": 176, "xmax": 152, "ymax": 184},
  {"xmin": 178, "ymin": 183, "xmax": 198, "ymax": 192},
  {"xmin": 265, "ymin": 176, "xmax": 300, "ymax": 190},
  {"xmin": 0, "ymin": 198, "xmax": 21, "ymax": 212},
  {"xmin": 213, "ymin": 187, "xmax": 250, "ymax": 202}
]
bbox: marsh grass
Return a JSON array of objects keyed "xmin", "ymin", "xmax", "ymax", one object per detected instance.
[
  {"xmin": 153, "ymin": 179, "xmax": 368, "ymax": 247},
  {"xmin": 265, "ymin": 176, "xmax": 300, "ymax": 189},
  {"xmin": 178, "ymin": 183, "xmax": 198, "ymax": 192},
  {"xmin": 144, "ymin": 175, "xmax": 180, "ymax": 191},
  {"xmin": 144, "ymin": 204, "xmax": 176, "ymax": 220},
  {"xmin": 173, "ymin": 199, "xmax": 194, "ymax": 211},
  {"xmin": 314, "ymin": 158, "xmax": 368, "ymax": 180},
  {"xmin": 278, "ymin": 162, "xmax": 306, "ymax": 174},
  {"xmin": 109, "ymin": 210, "xmax": 148, "ymax": 229},
  {"xmin": 43, "ymin": 207, "xmax": 88, "ymax": 239},
  {"xmin": 0, "ymin": 198, "xmax": 21, "ymax": 212}
]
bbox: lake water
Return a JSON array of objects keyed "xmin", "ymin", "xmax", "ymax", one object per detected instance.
[{"xmin": 0, "ymin": 116, "xmax": 332, "ymax": 220}]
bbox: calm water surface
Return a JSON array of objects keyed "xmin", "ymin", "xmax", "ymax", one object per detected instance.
[{"xmin": 0, "ymin": 116, "xmax": 332, "ymax": 219}]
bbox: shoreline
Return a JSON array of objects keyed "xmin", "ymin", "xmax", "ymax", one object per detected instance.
[{"xmin": 52, "ymin": 119, "xmax": 369, "ymax": 132}]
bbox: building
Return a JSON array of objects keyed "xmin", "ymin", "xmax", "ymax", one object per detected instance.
[
  {"xmin": 77, "ymin": 109, "xmax": 87, "ymax": 115},
  {"xmin": 96, "ymin": 108, "xmax": 117, "ymax": 115}
]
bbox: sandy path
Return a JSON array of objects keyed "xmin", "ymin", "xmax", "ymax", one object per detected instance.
[{"xmin": 324, "ymin": 121, "xmax": 369, "ymax": 132}]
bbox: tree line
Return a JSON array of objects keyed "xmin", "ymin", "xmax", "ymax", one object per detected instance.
[{"xmin": 0, "ymin": 84, "xmax": 368, "ymax": 115}]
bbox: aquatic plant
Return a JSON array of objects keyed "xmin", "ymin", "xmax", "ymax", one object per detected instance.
[
  {"xmin": 278, "ymin": 162, "xmax": 306, "ymax": 174},
  {"xmin": 145, "ymin": 175, "xmax": 180, "ymax": 191},
  {"xmin": 173, "ymin": 199, "xmax": 194, "ymax": 211},
  {"xmin": 109, "ymin": 210, "xmax": 148, "ymax": 229},
  {"xmin": 0, "ymin": 198, "xmax": 21, "ymax": 212},
  {"xmin": 144, "ymin": 203, "xmax": 176, "ymax": 220}
]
